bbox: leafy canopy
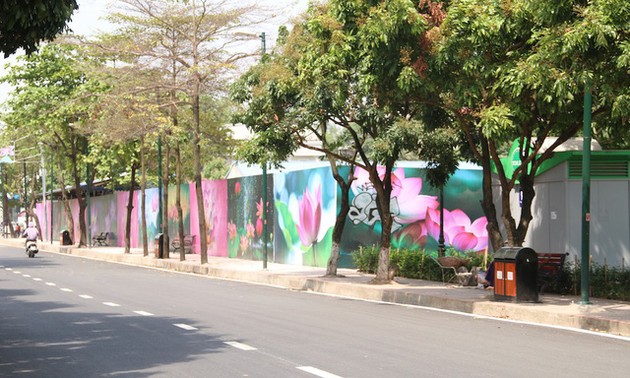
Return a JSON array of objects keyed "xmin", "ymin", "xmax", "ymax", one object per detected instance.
[{"xmin": 0, "ymin": 0, "xmax": 78, "ymax": 57}]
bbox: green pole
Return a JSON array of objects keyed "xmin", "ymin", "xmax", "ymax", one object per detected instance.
[
  {"xmin": 50, "ymin": 157, "xmax": 53, "ymax": 243},
  {"xmin": 86, "ymin": 143, "xmax": 91, "ymax": 247},
  {"xmin": 157, "ymin": 136, "xmax": 163, "ymax": 234},
  {"xmin": 580, "ymin": 82, "xmax": 592, "ymax": 305},
  {"xmin": 1, "ymin": 164, "xmax": 5, "ymax": 236},
  {"xmin": 23, "ymin": 160, "xmax": 28, "ymax": 225},
  {"xmin": 260, "ymin": 31, "xmax": 268, "ymax": 269},
  {"xmin": 438, "ymin": 186, "xmax": 445, "ymax": 257}
]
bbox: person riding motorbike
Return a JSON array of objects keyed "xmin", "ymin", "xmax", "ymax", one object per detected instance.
[{"xmin": 22, "ymin": 222, "xmax": 39, "ymax": 245}]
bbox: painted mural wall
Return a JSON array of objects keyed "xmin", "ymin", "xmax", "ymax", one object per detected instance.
[
  {"xmin": 227, "ymin": 175, "xmax": 274, "ymax": 260},
  {"xmin": 35, "ymin": 164, "xmax": 487, "ymax": 269},
  {"xmin": 166, "ymin": 184, "xmax": 191, "ymax": 248},
  {"xmin": 189, "ymin": 180, "xmax": 228, "ymax": 256},
  {"xmin": 273, "ymin": 166, "xmax": 337, "ymax": 266},
  {"xmin": 336, "ymin": 166, "xmax": 488, "ymax": 268}
]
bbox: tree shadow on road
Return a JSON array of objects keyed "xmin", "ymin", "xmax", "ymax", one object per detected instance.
[{"xmin": 0, "ymin": 287, "xmax": 228, "ymax": 377}]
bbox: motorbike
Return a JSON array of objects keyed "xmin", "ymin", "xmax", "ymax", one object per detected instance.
[{"xmin": 25, "ymin": 240, "xmax": 38, "ymax": 258}]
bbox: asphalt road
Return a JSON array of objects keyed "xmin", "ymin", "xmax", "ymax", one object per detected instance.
[{"xmin": 1, "ymin": 246, "xmax": 630, "ymax": 378}]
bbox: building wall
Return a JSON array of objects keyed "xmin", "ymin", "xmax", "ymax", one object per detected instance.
[{"xmin": 494, "ymin": 162, "xmax": 630, "ymax": 267}]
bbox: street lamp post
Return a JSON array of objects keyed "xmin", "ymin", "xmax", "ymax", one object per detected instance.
[
  {"xmin": 438, "ymin": 186, "xmax": 445, "ymax": 257},
  {"xmin": 38, "ymin": 143, "xmax": 47, "ymax": 243},
  {"xmin": 158, "ymin": 136, "xmax": 163, "ymax": 234},
  {"xmin": 50, "ymin": 157, "xmax": 54, "ymax": 243},
  {"xmin": 260, "ymin": 31, "xmax": 269, "ymax": 270},
  {"xmin": 580, "ymin": 82, "xmax": 592, "ymax": 305},
  {"xmin": 23, "ymin": 160, "xmax": 28, "ymax": 225}
]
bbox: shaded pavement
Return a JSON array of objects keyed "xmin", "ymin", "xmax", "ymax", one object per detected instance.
[{"xmin": 2, "ymin": 238, "xmax": 630, "ymax": 338}]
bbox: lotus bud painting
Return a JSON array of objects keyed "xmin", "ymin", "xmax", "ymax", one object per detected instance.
[
  {"xmin": 296, "ymin": 185, "xmax": 322, "ymax": 265},
  {"xmin": 273, "ymin": 167, "xmax": 335, "ymax": 267}
]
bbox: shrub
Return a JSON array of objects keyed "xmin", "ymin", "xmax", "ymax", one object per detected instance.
[
  {"xmin": 351, "ymin": 246, "xmax": 445, "ymax": 281},
  {"xmin": 352, "ymin": 245, "xmax": 380, "ymax": 274},
  {"xmin": 352, "ymin": 246, "xmax": 630, "ymax": 301}
]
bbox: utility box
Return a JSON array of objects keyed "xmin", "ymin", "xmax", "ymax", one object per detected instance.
[
  {"xmin": 494, "ymin": 247, "xmax": 539, "ymax": 302},
  {"xmin": 60, "ymin": 230, "xmax": 73, "ymax": 246},
  {"xmin": 154, "ymin": 233, "xmax": 164, "ymax": 258}
]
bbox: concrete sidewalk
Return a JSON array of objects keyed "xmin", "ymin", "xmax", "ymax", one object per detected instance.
[{"xmin": 2, "ymin": 238, "xmax": 630, "ymax": 338}]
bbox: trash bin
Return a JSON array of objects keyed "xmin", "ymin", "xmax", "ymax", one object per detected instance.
[
  {"xmin": 154, "ymin": 233, "xmax": 164, "ymax": 258},
  {"xmin": 60, "ymin": 230, "xmax": 73, "ymax": 246},
  {"xmin": 493, "ymin": 247, "xmax": 538, "ymax": 302}
]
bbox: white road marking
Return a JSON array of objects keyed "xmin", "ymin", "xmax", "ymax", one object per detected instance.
[
  {"xmin": 13, "ymin": 271, "xmax": 21, "ymax": 274},
  {"xmin": 60, "ymin": 288, "xmax": 73, "ymax": 292},
  {"xmin": 32, "ymin": 278, "xmax": 42, "ymax": 281},
  {"xmin": 297, "ymin": 366, "xmax": 343, "ymax": 378},
  {"xmin": 22, "ymin": 274, "xmax": 31, "ymax": 278},
  {"xmin": 79, "ymin": 295, "xmax": 93, "ymax": 299},
  {"xmin": 45, "ymin": 282, "xmax": 57, "ymax": 286},
  {"xmin": 103, "ymin": 302, "xmax": 120, "ymax": 307},
  {"xmin": 133, "ymin": 311, "xmax": 154, "ymax": 316},
  {"xmin": 224, "ymin": 341, "xmax": 257, "ymax": 351},
  {"xmin": 173, "ymin": 324, "xmax": 198, "ymax": 331},
  {"xmin": 5, "ymin": 268, "xmax": 12, "ymax": 271}
]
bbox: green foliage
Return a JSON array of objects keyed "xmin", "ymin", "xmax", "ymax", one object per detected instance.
[
  {"xmin": 557, "ymin": 261, "xmax": 630, "ymax": 301},
  {"xmin": 352, "ymin": 246, "xmax": 450, "ymax": 281},
  {"xmin": 478, "ymin": 105, "xmax": 516, "ymax": 141},
  {"xmin": 435, "ymin": 0, "xmax": 630, "ymax": 249},
  {"xmin": 352, "ymin": 245, "xmax": 381, "ymax": 274},
  {"xmin": 201, "ymin": 157, "xmax": 230, "ymax": 180},
  {"xmin": 0, "ymin": 0, "xmax": 78, "ymax": 57},
  {"xmin": 1, "ymin": 44, "xmax": 106, "ymax": 180},
  {"xmin": 419, "ymin": 128, "xmax": 461, "ymax": 189}
]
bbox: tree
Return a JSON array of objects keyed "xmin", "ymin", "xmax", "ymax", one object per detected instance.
[
  {"xmin": 1, "ymin": 43, "xmax": 107, "ymax": 246},
  {"xmin": 60, "ymin": 35, "xmax": 171, "ymax": 255},
  {"xmin": 234, "ymin": 0, "xmax": 436, "ymax": 283},
  {"xmin": 0, "ymin": 0, "xmax": 78, "ymax": 57},
  {"xmin": 97, "ymin": 0, "xmax": 265, "ymax": 263},
  {"xmin": 419, "ymin": 129, "xmax": 460, "ymax": 257},
  {"xmin": 435, "ymin": 0, "xmax": 630, "ymax": 250}
]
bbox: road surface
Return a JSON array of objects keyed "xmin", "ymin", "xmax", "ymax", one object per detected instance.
[{"xmin": 1, "ymin": 246, "xmax": 629, "ymax": 377}]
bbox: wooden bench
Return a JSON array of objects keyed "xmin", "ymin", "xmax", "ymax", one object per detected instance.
[
  {"xmin": 92, "ymin": 232, "xmax": 110, "ymax": 246},
  {"xmin": 171, "ymin": 234, "xmax": 195, "ymax": 254},
  {"xmin": 430, "ymin": 256, "xmax": 473, "ymax": 285},
  {"xmin": 537, "ymin": 252, "xmax": 569, "ymax": 293}
]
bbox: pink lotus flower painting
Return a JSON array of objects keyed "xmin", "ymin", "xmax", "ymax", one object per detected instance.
[
  {"xmin": 426, "ymin": 208, "xmax": 488, "ymax": 252},
  {"xmin": 296, "ymin": 185, "xmax": 322, "ymax": 247}
]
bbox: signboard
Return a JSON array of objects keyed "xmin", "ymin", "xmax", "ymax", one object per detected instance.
[{"xmin": 0, "ymin": 146, "xmax": 15, "ymax": 163}]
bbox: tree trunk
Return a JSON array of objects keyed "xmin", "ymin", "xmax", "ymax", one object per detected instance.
[
  {"xmin": 370, "ymin": 162, "xmax": 394, "ymax": 284},
  {"xmin": 27, "ymin": 174, "xmax": 42, "ymax": 241},
  {"xmin": 175, "ymin": 140, "xmax": 185, "ymax": 261},
  {"xmin": 141, "ymin": 137, "xmax": 148, "ymax": 256},
  {"xmin": 56, "ymin": 158, "xmax": 74, "ymax": 238},
  {"xmin": 515, "ymin": 172, "xmax": 536, "ymax": 245},
  {"xmin": 161, "ymin": 139, "xmax": 170, "ymax": 259},
  {"xmin": 192, "ymin": 75, "xmax": 208, "ymax": 264},
  {"xmin": 479, "ymin": 136, "xmax": 504, "ymax": 252},
  {"xmin": 326, "ymin": 159, "xmax": 354, "ymax": 276},
  {"xmin": 124, "ymin": 162, "xmax": 137, "ymax": 254},
  {"xmin": 2, "ymin": 189, "xmax": 15, "ymax": 237},
  {"xmin": 72, "ymin": 161, "xmax": 87, "ymax": 246}
]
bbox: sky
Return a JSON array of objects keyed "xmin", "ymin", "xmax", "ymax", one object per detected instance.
[{"xmin": 0, "ymin": 0, "xmax": 310, "ymax": 107}]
